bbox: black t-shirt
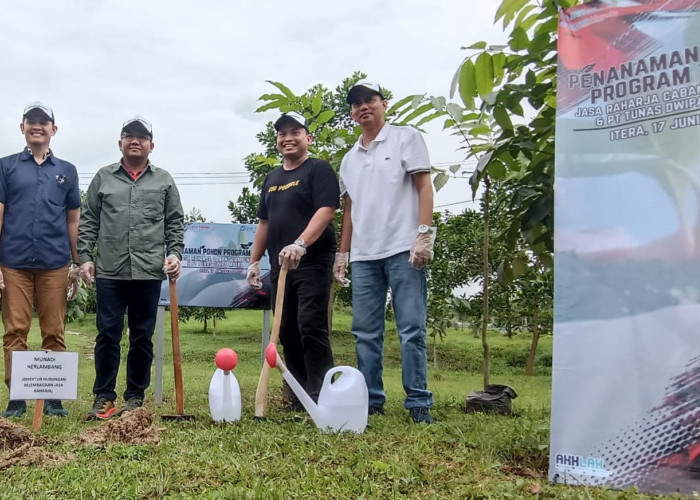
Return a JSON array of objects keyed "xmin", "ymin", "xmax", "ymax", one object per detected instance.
[{"xmin": 257, "ymin": 157, "xmax": 340, "ymax": 269}]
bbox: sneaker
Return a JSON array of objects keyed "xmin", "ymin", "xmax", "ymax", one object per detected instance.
[
  {"xmin": 368, "ymin": 406, "xmax": 385, "ymax": 416},
  {"xmin": 2, "ymin": 400, "xmax": 26, "ymax": 418},
  {"xmin": 409, "ymin": 407, "xmax": 434, "ymax": 424},
  {"xmin": 86, "ymin": 396, "xmax": 116, "ymax": 421},
  {"xmin": 119, "ymin": 397, "xmax": 143, "ymax": 416},
  {"xmin": 44, "ymin": 399, "xmax": 68, "ymax": 417}
]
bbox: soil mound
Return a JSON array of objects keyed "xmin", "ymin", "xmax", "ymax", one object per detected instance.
[
  {"xmin": 0, "ymin": 418, "xmax": 73, "ymax": 470},
  {"xmin": 79, "ymin": 407, "xmax": 161, "ymax": 446}
]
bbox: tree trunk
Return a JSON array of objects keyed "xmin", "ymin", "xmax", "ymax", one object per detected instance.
[
  {"xmin": 203, "ymin": 316, "xmax": 208, "ymax": 333},
  {"xmin": 525, "ymin": 302, "xmax": 540, "ymax": 376},
  {"xmin": 505, "ymin": 292, "xmax": 513, "ymax": 339},
  {"xmin": 481, "ymin": 176, "xmax": 491, "ymax": 390}
]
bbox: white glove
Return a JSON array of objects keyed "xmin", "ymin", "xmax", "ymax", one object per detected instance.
[
  {"xmin": 408, "ymin": 232, "xmax": 434, "ymax": 270},
  {"xmin": 247, "ymin": 261, "xmax": 262, "ymax": 289},
  {"xmin": 278, "ymin": 244, "xmax": 307, "ymax": 270},
  {"xmin": 163, "ymin": 255, "xmax": 181, "ymax": 280},
  {"xmin": 79, "ymin": 261, "xmax": 96, "ymax": 288},
  {"xmin": 333, "ymin": 252, "xmax": 350, "ymax": 286},
  {"xmin": 67, "ymin": 264, "xmax": 81, "ymax": 301}
]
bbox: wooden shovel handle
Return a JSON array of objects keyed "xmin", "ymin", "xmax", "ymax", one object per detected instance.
[
  {"xmin": 254, "ymin": 265, "xmax": 288, "ymax": 417},
  {"xmin": 169, "ymin": 279, "xmax": 185, "ymax": 414}
]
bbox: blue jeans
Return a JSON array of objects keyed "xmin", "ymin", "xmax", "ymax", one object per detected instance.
[
  {"xmin": 351, "ymin": 251, "xmax": 433, "ymax": 409},
  {"xmin": 93, "ymin": 279, "xmax": 162, "ymax": 401}
]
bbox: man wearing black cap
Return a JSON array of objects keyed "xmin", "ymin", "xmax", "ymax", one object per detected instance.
[
  {"xmin": 247, "ymin": 112, "xmax": 339, "ymax": 405},
  {"xmin": 78, "ymin": 116, "xmax": 184, "ymax": 420},
  {"xmin": 0, "ymin": 102, "xmax": 81, "ymax": 418},
  {"xmin": 336, "ymin": 82, "xmax": 435, "ymax": 423}
]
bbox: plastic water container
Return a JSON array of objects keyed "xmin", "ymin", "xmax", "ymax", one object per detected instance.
[
  {"xmin": 316, "ymin": 366, "xmax": 368, "ymax": 433},
  {"xmin": 208, "ymin": 368, "xmax": 241, "ymax": 422}
]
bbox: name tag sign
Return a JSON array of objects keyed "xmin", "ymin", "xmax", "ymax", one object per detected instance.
[{"xmin": 9, "ymin": 351, "xmax": 79, "ymax": 400}]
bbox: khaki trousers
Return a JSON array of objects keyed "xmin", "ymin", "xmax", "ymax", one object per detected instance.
[{"xmin": 2, "ymin": 265, "xmax": 68, "ymax": 388}]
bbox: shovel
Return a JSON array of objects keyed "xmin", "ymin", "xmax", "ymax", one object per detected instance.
[
  {"xmin": 162, "ymin": 279, "xmax": 195, "ymax": 421},
  {"xmin": 254, "ymin": 264, "xmax": 288, "ymax": 419}
]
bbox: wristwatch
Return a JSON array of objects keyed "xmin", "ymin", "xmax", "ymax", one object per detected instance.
[
  {"xmin": 294, "ymin": 238, "xmax": 306, "ymax": 248},
  {"xmin": 418, "ymin": 224, "xmax": 432, "ymax": 234}
]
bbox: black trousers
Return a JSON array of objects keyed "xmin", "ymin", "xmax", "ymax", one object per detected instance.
[
  {"xmin": 93, "ymin": 278, "xmax": 162, "ymax": 401},
  {"xmin": 272, "ymin": 256, "xmax": 334, "ymax": 402}
]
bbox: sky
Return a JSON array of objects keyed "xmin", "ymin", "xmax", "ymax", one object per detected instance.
[{"xmin": 0, "ymin": 1, "xmax": 507, "ymax": 223}]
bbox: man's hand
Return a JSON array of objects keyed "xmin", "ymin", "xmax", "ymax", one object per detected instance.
[
  {"xmin": 408, "ymin": 232, "xmax": 434, "ymax": 269},
  {"xmin": 333, "ymin": 252, "xmax": 350, "ymax": 286},
  {"xmin": 247, "ymin": 261, "xmax": 262, "ymax": 289},
  {"xmin": 79, "ymin": 262, "xmax": 96, "ymax": 288},
  {"xmin": 163, "ymin": 255, "xmax": 181, "ymax": 281},
  {"xmin": 278, "ymin": 244, "xmax": 307, "ymax": 270},
  {"xmin": 67, "ymin": 264, "xmax": 81, "ymax": 301}
]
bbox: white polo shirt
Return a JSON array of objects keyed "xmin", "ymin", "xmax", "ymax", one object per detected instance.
[{"xmin": 339, "ymin": 123, "xmax": 431, "ymax": 262}]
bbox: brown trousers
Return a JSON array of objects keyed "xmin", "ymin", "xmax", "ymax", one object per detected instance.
[{"xmin": 2, "ymin": 265, "xmax": 68, "ymax": 388}]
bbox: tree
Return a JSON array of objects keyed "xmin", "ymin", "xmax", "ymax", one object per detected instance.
[{"xmin": 228, "ymin": 186, "xmax": 259, "ymax": 224}]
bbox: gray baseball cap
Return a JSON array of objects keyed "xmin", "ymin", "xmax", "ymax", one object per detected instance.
[
  {"xmin": 346, "ymin": 82, "xmax": 385, "ymax": 104},
  {"xmin": 274, "ymin": 112, "xmax": 309, "ymax": 132},
  {"xmin": 23, "ymin": 101, "xmax": 54, "ymax": 122},
  {"xmin": 121, "ymin": 116, "xmax": 153, "ymax": 139}
]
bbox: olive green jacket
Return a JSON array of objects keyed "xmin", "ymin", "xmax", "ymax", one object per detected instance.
[{"xmin": 78, "ymin": 161, "xmax": 184, "ymax": 280}]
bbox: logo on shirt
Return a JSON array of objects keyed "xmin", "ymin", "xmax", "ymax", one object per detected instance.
[
  {"xmin": 55, "ymin": 174, "xmax": 67, "ymax": 185},
  {"xmin": 268, "ymin": 180, "xmax": 300, "ymax": 192}
]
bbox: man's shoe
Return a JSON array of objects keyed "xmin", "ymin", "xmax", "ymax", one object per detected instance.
[
  {"xmin": 86, "ymin": 396, "xmax": 116, "ymax": 421},
  {"xmin": 368, "ymin": 406, "xmax": 384, "ymax": 416},
  {"xmin": 119, "ymin": 397, "xmax": 143, "ymax": 416},
  {"xmin": 2, "ymin": 400, "xmax": 26, "ymax": 418},
  {"xmin": 409, "ymin": 407, "xmax": 434, "ymax": 424},
  {"xmin": 44, "ymin": 399, "xmax": 68, "ymax": 417}
]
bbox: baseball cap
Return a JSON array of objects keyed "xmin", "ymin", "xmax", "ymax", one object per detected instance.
[
  {"xmin": 23, "ymin": 101, "xmax": 54, "ymax": 122},
  {"xmin": 346, "ymin": 82, "xmax": 385, "ymax": 104},
  {"xmin": 274, "ymin": 112, "xmax": 309, "ymax": 132},
  {"xmin": 121, "ymin": 116, "xmax": 153, "ymax": 139}
]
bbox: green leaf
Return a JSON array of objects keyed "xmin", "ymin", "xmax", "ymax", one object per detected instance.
[
  {"xmin": 433, "ymin": 172, "xmax": 450, "ymax": 192},
  {"xmin": 255, "ymin": 101, "xmax": 286, "ymax": 113},
  {"xmin": 411, "ymin": 95, "xmax": 424, "ymax": 109},
  {"xmin": 430, "ymin": 96, "xmax": 446, "ymax": 112},
  {"xmin": 449, "ymin": 164, "xmax": 462, "ymax": 174},
  {"xmin": 510, "ymin": 27, "xmax": 529, "ymax": 51},
  {"xmin": 495, "ymin": 0, "xmax": 530, "ymax": 26},
  {"xmin": 466, "ymin": 41, "xmax": 487, "ymax": 50},
  {"xmin": 512, "ymin": 257, "xmax": 526, "ymax": 278},
  {"xmin": 387, "ymin": 95, "xmax": 415, "ymax": 116},
  {"xmin": 315, "ymin": 110, "xmax": 335, "ymax": 125},
  {"xmin": 458, "ymin": 60, "xmax": 477, "ymax": 108},
  {"xmin": 491, "ymin": 53, "xmax": 507, "ymax": 85},
  {"xmin": 266, "ymin": 80, "xmax": 296, "ymax": 99},
  {"xmin": 474, "ymin": 52, "xmax": 494, "ymax": 97},
  {"xmin": 497, "ymin": 260, "xmax": 514, "ymax": 284},
  {"xmin": 488, "ymin": 161, "xmax": 507, "ymax": 179},
  {"xmin": 416, "ymin": 110, "xmax": 445, "ymax": 127},
  {"xmin": 445, "ymin": 103, "xmax": 464, "ymax": 121},
  {"xmin": 311, "ymin": 93, "xmax": 322, "ymax": 116},
  {"xmin": 493, "ymin": 105, "xmax": 513, "ymax": 132}
]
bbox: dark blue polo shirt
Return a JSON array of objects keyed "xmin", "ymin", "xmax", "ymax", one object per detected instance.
[{"xmin": 0, "ymin": 149, "xmax": 81, "ymax": 269}]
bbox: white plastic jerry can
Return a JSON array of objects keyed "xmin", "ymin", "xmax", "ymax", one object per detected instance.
[{"xmin": 208, "ymin": 368, "xmax": 241, "ymax": 422}]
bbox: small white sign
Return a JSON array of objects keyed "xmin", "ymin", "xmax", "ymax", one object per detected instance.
[{"xmin": 9, "ymin": 351, "xmax": 79, "ymax": 400}]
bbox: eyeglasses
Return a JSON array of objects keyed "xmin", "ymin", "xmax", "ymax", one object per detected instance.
[{"xmin": 121, "ymin": 134, "xmax": 151, "ymax": 142}]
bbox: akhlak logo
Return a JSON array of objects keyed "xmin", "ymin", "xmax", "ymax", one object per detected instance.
[{"xmin": 555, "ymin": 454, "xmax": 605, "ymax": 470}]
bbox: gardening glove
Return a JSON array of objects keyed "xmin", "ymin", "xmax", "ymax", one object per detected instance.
[
  {"xmin": 163, "ymin": 255, "xmax": 181, "ymax": 281},
  {"xmin": 67, "ymin": 264, "xmax": 81, "ymax": 301},
  {"xmin": 333, "ymin": 252, "xmax": 350, "ymax": 287},
  {"xmin": 278, "ymin": 244, "xmax": 306, "ymax": 270},
  {"xmin": 408, "ymin": 232, "xmax": 434, "ymax": 270},
  {"xmin": 247, "ymin": 261, "xmax": 262, "ymax": 290},
  {"xmin": 79, "ymin": 261, "xmax": 95, "ymax": 288}
]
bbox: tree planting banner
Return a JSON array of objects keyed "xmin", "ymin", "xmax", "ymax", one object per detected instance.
[
  {"xmin": 158, "ymin": 223, "xmax": 271, "ymax": 309},
  {"xmin": 552, "ymin": 1, "xmax": 700, "ymax": 495}
]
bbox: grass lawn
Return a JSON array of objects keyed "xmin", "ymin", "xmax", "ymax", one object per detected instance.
[{"xmin": 0, "ymin": 310, "xmax": 668, "ymax": 499}]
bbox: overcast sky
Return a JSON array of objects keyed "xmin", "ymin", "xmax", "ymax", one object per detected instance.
[{"xmin": 0, "ymin": 1, "xmax": 506, "ymax": 222}]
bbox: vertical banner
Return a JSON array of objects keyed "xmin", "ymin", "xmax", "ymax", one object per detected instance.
[
  {"xmin": 159, "ymin": 223, "xmax": 271, "ymax": 308},
  {"xmin": 552, "ymin": 1, "xmax": 700, "ymax": 495}
]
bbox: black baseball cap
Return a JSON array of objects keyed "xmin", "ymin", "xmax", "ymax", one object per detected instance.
[
  {"xmin": 23, "ymin": 101, "xmax": 54, "ymax": 122},
  {"xmin": 121, "ymin": 116, "xmax": 153, "ymax": 139},
  {"xmin": 346, "ymin": 82, "xmax": 385, "ymax": 104},
  {"xmin": 274, "ymin": 112, "xmax": 309, "ymax": 132}
]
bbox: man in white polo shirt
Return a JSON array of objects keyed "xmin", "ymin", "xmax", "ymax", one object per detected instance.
[{"xmin": 335, "ymin": 82, "xmax": 435, "ymax": 423}]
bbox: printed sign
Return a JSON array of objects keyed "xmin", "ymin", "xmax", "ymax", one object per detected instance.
[{"xmin": 10, "ymin": 351, "xmax": 79, "ymax": 400}]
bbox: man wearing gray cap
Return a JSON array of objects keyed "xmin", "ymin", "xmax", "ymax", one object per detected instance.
[
  {"xmin": 336, "ymin": 82, "xmax": 435, "ymax": 423},
  {"xmin": 0, "ymin": 102, "xmax": 81, "ymax": 418},
  {"xmin": 78, "ymin": 116, "xmax": 184, "ymax": 420},
  {"xmin": 247, "ymin": 112, "xmax": 339, "ymax": 406}
]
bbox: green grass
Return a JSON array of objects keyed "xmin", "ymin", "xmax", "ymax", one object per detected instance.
[{"xmin": 0, "ymin": 310, "xmax": 672, "ymax": 499}]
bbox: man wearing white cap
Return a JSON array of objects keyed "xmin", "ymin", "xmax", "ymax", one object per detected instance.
[
  {"xmin": 78, "ymin": 116, "xmax": 184, "ymax": 420},
  {"xmin": 247, "ymin": 112, "xmax": 339, "ymax": 406},
  {"xmin": 0, "ymin": 102, "xmax": 81, "ymax": 418},
  {"xmin": 336, "ymin": 82, "xmax": 435, "ymax": 423}
]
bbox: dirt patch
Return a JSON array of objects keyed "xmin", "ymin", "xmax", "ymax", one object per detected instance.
[
  {"xmin": 78, "ymin": 407, "xmax": 161, "ymax": 446},
  {"xmin": 0, "ymin": 418, "xmax": 74, "ymax": 470}
]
